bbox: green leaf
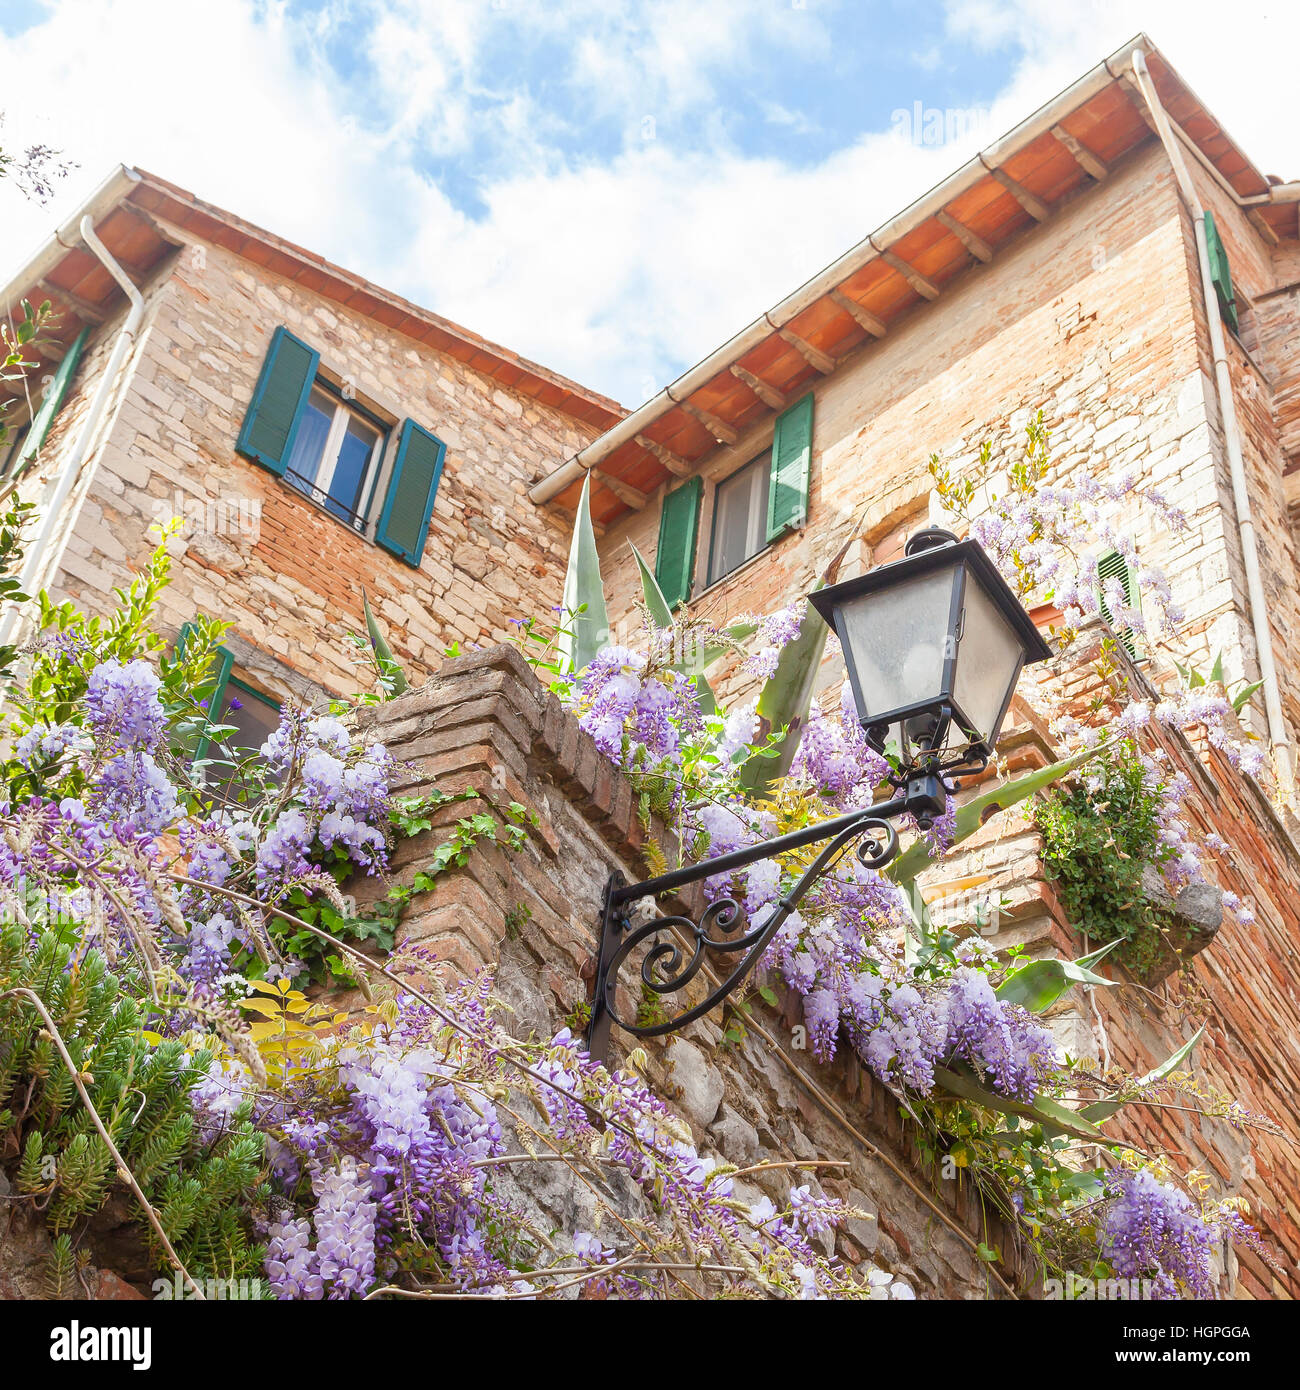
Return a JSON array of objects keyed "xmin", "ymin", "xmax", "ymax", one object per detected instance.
[
  {"xmin": 362, "ymin": 588, "xmax": 409, "ymax": 695},
  {"xmin": 631, "ymin": 540, "xmax": 674, "ymax": 629},
  {"xmin": 1208, "ymin": 650, "xmax": 1225, "ymax": 686},
  {"xmin": 933, "ymin": 1065, "xmax": 1107, "ymax": 1141},
  {"xmin": 888, "ymin": 740, "xmax": 1113, "ymax": 886},
  {"xmin": 630, "ymin": 541, "xmax": 757, "ymax": 669},
  {"xmin": 558, "ymin": 473, "xmax": 610, "ymax": 676},
  {"xmin": 994, "ymin": 938, "xmax": 1121, "ymax": 1013},
  {"xmin": 1079, "ymin": 1026, "xmax": 1204, "ymax": 1124},
  {"xmin": 738, "ymin": 522, "xmax": 860, "ymax": 794},
  {"xmin": 901, "ymin": 878, "xmax": 935, "ymax": 965},
  {"xmin": 1231, "ymin": 680, "xmax": 1264, "ymax": 714}
]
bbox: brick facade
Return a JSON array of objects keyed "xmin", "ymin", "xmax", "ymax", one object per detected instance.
[{"xmin": 594, "ymin": 144, "xmax": 1300, "ymax": 747}]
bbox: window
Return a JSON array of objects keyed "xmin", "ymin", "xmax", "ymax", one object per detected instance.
[
  {"xmin": 205, "ymin": 674, "xmax": 282, "ymax": 761},
  {"xmin": 1096, "ymin": 548, "xmax": 1140, "ymax": 659},
  {"xmin": 283, "ymin": 383, "xmax": 386, "ymax": 530},
  {"xmin": 1203, "ymin": 209, "xmax": 1238, "ymax": 333},
  {"xmin": 708, "ymin": 452, "xmax": 771, "ymax": 585},
  {"xmin": 180, "ymin": 625, "xmax": 283, "ymax": 798},
  {"xmin": 236, "ymin": 326, "xmax": 447, "ymax": 565},
  {"xmin": 0, "ymin": 325, "xmax": 88, "ymax": 481}
]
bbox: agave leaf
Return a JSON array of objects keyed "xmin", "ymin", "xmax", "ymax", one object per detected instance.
[
  {"xmin": 558, "ymin": 473, "xmax": 609, "ymax": 676},
  {"xmin": 901, "ymin": 879, "xmax": 935, "ymax": 965},
  {"xmin": 1208, "ymin": 650, "xmax": 1225, "ymax": 686},
  {"xmin": 630, "ymin": 542, "xmax": 757, "ymax": 668},
  {"xmin": 994, "ymin": 938, "xmax": 1121, "ymax": 1014},
  {"xmin": 692, "ymin": 675, "xmax": 718, "ymax": 717},
  {"xmin": 737, "ymin": 523, "xmax": 861, "ymax": 794},
  {"xmin": 362, "ymin": 588, "xmax": 409, "ymax": 695},
  {"xmin": 1079, "ymin": 1026, "xmax": 1204, "ymax": 1125},
  {"xmin": 1231, "ymin": 679, "xmax": 1264, "ymax": 714},
  {"xmin": 887, "ymin": 740, "xmax": 1112, "ymax": 886},
  {"xmin": 628, "ymin": 542, "xmax": 724, "ymax": 714},
  {"xmin": 933, "ymin": 1066, "xmax": 1107, "ymax": 1141},
  {"xmin": 631, "ymin": 540, "xmax": 674, "ymax": 629}
]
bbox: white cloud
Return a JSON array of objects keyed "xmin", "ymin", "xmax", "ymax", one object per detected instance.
[{"xmin": 1, "ymin": 0, "xmax": 1297, "ymax": 409}]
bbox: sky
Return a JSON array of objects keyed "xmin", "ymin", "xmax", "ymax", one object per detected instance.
[{"xmin": 2, "ymin": 0, "xmax": 1298, "ymax": 409}]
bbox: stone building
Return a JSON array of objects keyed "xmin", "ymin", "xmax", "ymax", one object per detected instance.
[
  {"xmin": 3, "ymin": 33, "xmax": 1300, "ymax": 1297},
  {"xmin": 0, "ymin": 167, "xmax": 623, "ymax": 725}
]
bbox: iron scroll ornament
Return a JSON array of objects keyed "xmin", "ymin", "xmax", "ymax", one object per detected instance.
[{"xmin": 585, "ymin": 788, "xmax": 930, "ymax": 1062}]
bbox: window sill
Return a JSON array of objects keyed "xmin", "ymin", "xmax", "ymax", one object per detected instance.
[{"xmin": 279, "ymin": 473, "xmax": 373, "ymax": 542}]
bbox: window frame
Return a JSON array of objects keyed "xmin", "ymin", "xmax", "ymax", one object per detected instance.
[
  {"xmin": 281, "ymin": 378, "xmax": 393, "ymax": 535},
  {"xmin": 188, "ymin": 641, "xmax": 282, "ymax": 768},
  {"xmin": 705, "ymin": 449, "xmax": 773, "ymax": 588}
]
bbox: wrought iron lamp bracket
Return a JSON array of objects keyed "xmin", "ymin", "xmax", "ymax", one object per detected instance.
[{"xmin": 585, "ymin": 775, "xmax": 947, "ymax": 1062}]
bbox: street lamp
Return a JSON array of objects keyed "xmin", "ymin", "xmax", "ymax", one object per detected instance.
[
  {"xmin": 807, "ymin": 528, "xmax": 1052, "ymax": 779},
  {"xmin": 585, "ymin": 529, "xmax": 1052, "ymax": 1061}
]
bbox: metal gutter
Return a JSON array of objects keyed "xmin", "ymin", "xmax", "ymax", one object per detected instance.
[{"xmin": 0, "ymin": 165, "xmax": 142, "ymax": 316}]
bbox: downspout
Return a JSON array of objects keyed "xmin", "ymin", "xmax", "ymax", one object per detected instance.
[
  {"xmin": 1130, "ymin": 51, "xmax": 1295, "ymax": 795},
  {"xmin": 0, "ymin": 215, "xmax": 145, "ymax": 647}
]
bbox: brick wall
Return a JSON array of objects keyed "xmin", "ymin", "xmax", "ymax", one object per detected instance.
[{"xmin": 918, "ymin": 627, "xmax": 1300, "ymax": 1299}]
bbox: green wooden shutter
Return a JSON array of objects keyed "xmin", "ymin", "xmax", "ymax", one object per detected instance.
[
  {"xmin": 236, "ymin": 326, "xmax": 319, "ymax": 474},
  {"xmin": 376, "ymin": 419, "xmax": 446, "ymax": 566},
  {"xmin": 654, "ymin": 476, "xmax": 703, "ymax": 609},
  {"xmin": 1097, "ymin": 548, "xmax": 1139, "ymax": 658},
  {"xmin": 766, "ymin": 392, "xmax": 814, "ymax": 542},
  {"xmin": 176, "ymin": 621, "xmax": 234, "ymax": 763},
  {"xmin": 15, "ymin": 326, "xmax": 89, "ymax": 473},
  {"xmin": 1203, "ymin": 210, "xmax": 1239, "ymax": 333}
]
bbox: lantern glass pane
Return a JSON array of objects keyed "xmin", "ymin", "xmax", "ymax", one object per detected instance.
[
  {"xmin": 953, "ymin": 572, "xmax": 1024, "ymax": 743},
  {"xmin": 839, "ymin": 565, "xmax": 957, "ymax": 723}
]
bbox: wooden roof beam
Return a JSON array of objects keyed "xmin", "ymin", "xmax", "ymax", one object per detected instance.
[
  {"xmin": 1248, "ymin": 209, "xmax": 1280, "ymax": 247},
  {"xmin": 598, "ymin": 472, "xmax": 651, "ymax": 510},
  {"xmin": 119, "ymin": 201, "xmax": 187, "ymax": 249},
  {"xmin": 729, "ymin": 363, "xmax": 787, "ymax": 411},
  {"xmin": 679, "ymin": 399, "xmax": 740, "ymax": 445},
  {"xmin": 775, "ymin": 325, "xmax": 835, "ymax": 374},
  {"xmin": 1051, "ymin": 124, "xmax": 1109, "ymax": 181},
  {"xmin": 1115, "ymin": 72, "xmax": 1159, "ymax": 134},
  {"xmin": 985, "ymin": 165, "xmax": 1051, "ymax": 222},
  {"xmin": 877, "ymin": 247, "xmax": 941, "ymax": 300},
  {"xmin": 635, "ymin": 433, "xmax": 692, "ymax": 477},
  {"xmin": 934, "ymin": 210, "xmax": 993, "ymax": 264},
  {"xmin": 829, "ymin": 289, "xmax": 887, "ymax": 337}
]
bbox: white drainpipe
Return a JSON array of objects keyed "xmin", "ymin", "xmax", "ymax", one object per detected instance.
[
  {"xmin": 0, "ymin": 214, "xmax": 145, "ymax": 648},
  {"xmin": 1130, "ymin": 51, "xmax": 1294, "ymax": 794}
]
